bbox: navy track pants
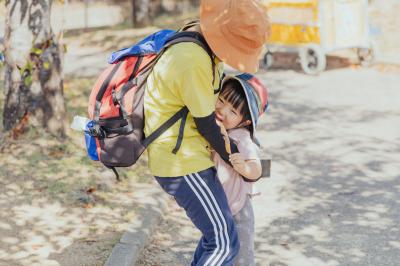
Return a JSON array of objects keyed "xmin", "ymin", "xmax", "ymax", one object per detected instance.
[{"xmin": 155, "ymin": 167, "xmax": 239, "ymax": 266}]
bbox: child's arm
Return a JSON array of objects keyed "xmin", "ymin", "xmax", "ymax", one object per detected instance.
[{"xmin": 229, "ymin": 153, "xmax": 262, "ymax": 180}]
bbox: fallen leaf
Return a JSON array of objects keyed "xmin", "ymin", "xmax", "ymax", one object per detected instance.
[
  {"xmin": 32, "ymin": 244, "xmax": 43, "ymax": 250},
  {"xmin": 12, "ymin": 113, "xmax": 29, "ymax": 139},
  {"xmin": 83, "ymin": 237, "xmax": 97, "ymax": 244},
  {"xmin": 86, "ymin": 187, "xmax": 97, "ymax": 194}
]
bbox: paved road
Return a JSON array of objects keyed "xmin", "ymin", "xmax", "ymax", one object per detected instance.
[{"xmin": 137, "ymin": 66, "xmax": 400, "ymax": 266}]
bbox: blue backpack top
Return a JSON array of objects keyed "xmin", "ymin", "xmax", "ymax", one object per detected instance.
[{"xmin": 108, "ymin": 29, "xmax": 176, "ymax": 64}]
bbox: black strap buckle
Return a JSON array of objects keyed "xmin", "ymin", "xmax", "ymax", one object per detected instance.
[
  {"xmin": 111, "ymin": 87, "xmax": 119, "ymax": 106},
  {"xmin": 88, "ymin": 123, "xmax": 105, "ymax": 139}
]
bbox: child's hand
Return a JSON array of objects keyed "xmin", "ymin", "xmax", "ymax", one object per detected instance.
[
  {"xmin": 229, "ymin": 153, "xmax": 246, "ymax": 172},
  {"xmin": 230, "ymin": 153, "xmax": 262, "ymax": 180}
]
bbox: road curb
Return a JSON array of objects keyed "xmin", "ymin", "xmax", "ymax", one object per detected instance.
[{"xmin": 105, "ymin": 185, "xmax": 170, "ymax": 266}]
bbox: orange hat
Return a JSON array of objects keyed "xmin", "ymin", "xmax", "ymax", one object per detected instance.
[{"xmin": 200, "ymin": 0, "xmax": 270, "ymax": 73}]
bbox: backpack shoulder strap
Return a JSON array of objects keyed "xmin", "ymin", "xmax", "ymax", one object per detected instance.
[
  {"xmin": 136, "ymin": 31, "xmax": 215, "ymax": 93},
  {"xmin": 140, "ymin": 31, "xmax": 217, "ymax": 153},
  {"xmin": 163, "ymin": 31, "xmax": 216, "ymax": 86},
  {"xmin": 164, "ymin": 31, "xmax": 214, "ymax": 59}
]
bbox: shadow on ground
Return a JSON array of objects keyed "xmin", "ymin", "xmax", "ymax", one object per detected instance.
[{"xmin": 253, "ymin": 71, "xmax": 400, "ymax": 265}]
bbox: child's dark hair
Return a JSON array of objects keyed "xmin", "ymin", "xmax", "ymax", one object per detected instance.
[{"xmin": 220, "ymin": 79, "xmax": 252, "ymax": 133}]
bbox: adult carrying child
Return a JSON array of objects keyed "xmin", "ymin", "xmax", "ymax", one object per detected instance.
[{"xmin": 144, "ymin": 1, "xmax": 270, "ymax": 265}]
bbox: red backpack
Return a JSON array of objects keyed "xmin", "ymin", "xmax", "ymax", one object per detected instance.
[{"xmin": 86, "ymin": 30, "xmax": 214, "ymax": 180}]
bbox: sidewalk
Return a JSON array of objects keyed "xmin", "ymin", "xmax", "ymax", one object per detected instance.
[{"xmin": 105, "ymin": 184, "xmax": 171, "ymax": 266}]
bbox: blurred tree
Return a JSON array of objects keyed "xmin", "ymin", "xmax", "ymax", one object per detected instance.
[
  {"xmin": 179, "ymin": 0, "xmax": 199, "ymax": 13},
  {"xmin": 129, "ymin": 0, "xmax": 199, "ymax": 27},
  {"xmin": 131, "ymin": 0, "xmax": 163, "ymax": 27},
  {"xmin": 3, "ymin": 0, "xmax": 66, "ymax": 137}
]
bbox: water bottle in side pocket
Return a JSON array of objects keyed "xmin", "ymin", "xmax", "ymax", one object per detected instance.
[{"xmin": 85, "ymin": 121, "xmax": 99, "ymax": 161}]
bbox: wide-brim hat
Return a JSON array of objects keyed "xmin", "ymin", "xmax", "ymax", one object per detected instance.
[
  {"xmin": 222, "ymin": 73, "xmax": 269, "ymax": 138},
  {"xmin": 200, "ymin": 0, "xmax": 270, "ymax": 73}
]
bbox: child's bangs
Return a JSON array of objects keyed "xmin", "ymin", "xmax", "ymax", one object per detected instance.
[{"xmin": 220, "ymin": 80, "xmax": 246, "ymax": 110}]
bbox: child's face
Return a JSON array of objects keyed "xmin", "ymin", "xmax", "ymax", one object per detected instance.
[{"xmin": 215, "ymin": 87, "xmax": 247, "ymax": 130}]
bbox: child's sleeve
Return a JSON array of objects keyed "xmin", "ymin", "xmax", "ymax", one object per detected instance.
[{"xmin": 235, "ymin": 131, "xmax": 260, "ymax": 161}]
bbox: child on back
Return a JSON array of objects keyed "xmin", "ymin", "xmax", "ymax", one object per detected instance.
[{"xmin": 213, "ymin": 73, "xmax": 269, "ymax": 266}]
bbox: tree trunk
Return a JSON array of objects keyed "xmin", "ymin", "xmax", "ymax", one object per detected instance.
[
  {"xmin": 3, "ymin": 0, "xmax": 66, "ymax": 137},
  {"xmin": 132, "ymin": 0, "xmax": 163, "ymax": 27},
  {"xmin": 133, "ymin": 0, "xmax": 150, "ymax": 27},
  {"xmin": 149, "ymin": 0, "xmax": 163, "ymax": 18},
  {"xmin": 179, "ymin": 0, "xmax": 191, "ymax": 14},
  {"xmin": 131, "ymin": 0, "xmax": 136, "ymax": 27},
  {"xmin": 189, "ymin": 0, "xmax": 199, "ymax": 8}
]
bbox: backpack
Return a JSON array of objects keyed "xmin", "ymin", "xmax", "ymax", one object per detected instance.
[{"xmin": 85, "ymin": 27, "xmax": 214, "ymax": 181}]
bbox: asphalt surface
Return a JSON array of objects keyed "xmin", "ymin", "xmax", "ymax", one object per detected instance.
[{"xmin": 137, "ymin": 66, "xmax": 400, "ymax": 266}]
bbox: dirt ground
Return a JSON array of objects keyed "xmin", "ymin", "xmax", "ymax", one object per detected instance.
[{"xmin": 0, "ymin": 75, "xmax": 160, "ymax": 266}]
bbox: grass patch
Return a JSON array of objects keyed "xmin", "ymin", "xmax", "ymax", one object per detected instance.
[
  {"xmin": 0, "ymin": 73, "xmax": 152, "ymax": 207},
  {"xmin": 48, "ymin": 180, "xmax": 68, "ymax": 195},
  {"xmin": 0, "ymin": 15, "xmax": 188, "ymax": 265},
  {"xmin": 64, "ymin": 77, "xmax": 94, "ymax": 120}
]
